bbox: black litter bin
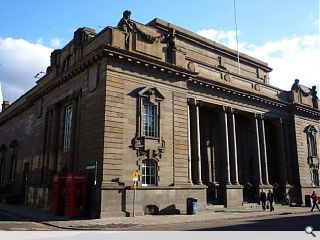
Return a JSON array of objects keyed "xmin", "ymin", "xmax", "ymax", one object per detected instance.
[
  {"xmin": 305, "ymin": 195, "xmax": 312, "ymax": 207},
  {"xmin": 187, "ymin": 198, "xmax": 198, "ymax": 214}
]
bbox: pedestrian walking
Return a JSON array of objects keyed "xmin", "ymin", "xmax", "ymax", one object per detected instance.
[
  {"xmin": 260, "ymin": 190, "xmax": 267, "ymax": 210},
  {"xmin": 310, "ymin": 191, "xmax": 320, "ymax": 212},
  {"xmin": 267, "ymin": 190, "xmax": 275, "ymax": 212}
]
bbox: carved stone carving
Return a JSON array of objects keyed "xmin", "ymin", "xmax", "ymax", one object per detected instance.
[
  {"xmin": 254, "ymin": 83, "xmax": 261, "ymax": 91},
  {"xmin": 187, "ymin": 62, "xmax": 196, "ymax": 72},
  {"xmin": 132, "ymin": 136, "xmax": 165, "ymax": 158},
  {"xmin": 224, "ymin": 73, "xmax": 231, "ymax": 82}
]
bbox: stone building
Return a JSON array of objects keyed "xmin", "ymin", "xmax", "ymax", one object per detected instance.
[{"xmin": 0, "ymin": 13, "xmax": 319, "ymax": 218}]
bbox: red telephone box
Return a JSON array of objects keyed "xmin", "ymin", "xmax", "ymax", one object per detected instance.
[
  {"xmin": 52, "ymin": 173, "xmax": 67, "ymax": 215},
  {"xmin": 64, "ymin": 172, "xmax": 88, "ymax": 218}
]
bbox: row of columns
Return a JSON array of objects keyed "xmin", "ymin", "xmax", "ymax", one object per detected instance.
[
  {"xmin": 187, "ymin": 98, "xmax": 289, "ymax": 187},
  {"xmin": 41, "ymin": 90, "xmax": 81, "ymax": 184}
]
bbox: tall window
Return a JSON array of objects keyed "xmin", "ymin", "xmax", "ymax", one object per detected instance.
[
  {"xmin": 141, "ymin": 159, "xmax": 157, "ymax": 186},
  {"xmin": 306, "ymin": 125, "xmax": 318, "ymax": 158},
  {"xmin": 143, "ymin": 104, "xmax": 157, "ymax": 137},
  {"xmin": 63, "ymin": 104, "xmax": 73, "ymax": 152},
  {"xmin": 0, "ymin": 145, "xmax": 6, "ymax": 183}
]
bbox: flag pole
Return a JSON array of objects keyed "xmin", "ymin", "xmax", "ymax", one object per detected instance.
[{"xmin": 233, "ymin": 0, "xmax": 241, "ymax": 75}]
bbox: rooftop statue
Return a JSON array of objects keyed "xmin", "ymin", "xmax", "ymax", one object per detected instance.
[
  {"xmin": 291, "ymin": 79, "xmax": 300, "ymax": 92},
  {"xmin": 116, "ymin": 10, "xmax": 177, "ymax": 46},
  {"xmin": 290, "ymin": 79, "xmax": 319, "ymax": 109},
  {"xmin": 117, "ymin": 10, "xmax": 136, "ymax": 33},
  {"xmin": 311, "ymin": 86, "xmax": 319, "ymax": 109}
]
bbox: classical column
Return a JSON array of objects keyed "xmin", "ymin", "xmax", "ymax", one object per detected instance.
[
  {"xmin": 253, "ymin": 114, "xmax": 263, "ymax": 185},
  {"xmin": 258, "ymin": 115, "xmax": 270, "ymax": 185},
  {"xmin": 211, "ymin": 144, "xmax": 217, "ymax": 184},
  {"xmin": 187, "ymin": 103, "xmax": 193, "ymax": 184},
  {"xmin": 275, "ymin": 118, "xmax": 288, "ymax": 185},
  {"xmin": 283, "ymin": 123, "xmax": 293, "ymax": 184},
  {"xmin": 206, "ymin": 140, "xmax": 212, "ymax": 183},
  {"xmin": 229, "ymin": 108, "xmax": 239, "ymax": 184},
  {"xmin": 222, "ymin": 107, "xmax": 231, "ymax": 184},
  {"xmin": 195, "ymin": 100, "xmax": 203, "ymax": 184}
]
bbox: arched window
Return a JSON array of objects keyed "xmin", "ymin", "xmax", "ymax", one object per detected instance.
[
  {"xmin": 141, "ymin": 159, "xmax": 157, "ymax": 186},
  {"xmin": 0, "ymin": 144, "xmax": 7, "ymax": 183}
]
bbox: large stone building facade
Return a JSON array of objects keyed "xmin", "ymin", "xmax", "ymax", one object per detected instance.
[{"xmin": 0, "ymin": 14, "xmax": 319, "ymax": 218}]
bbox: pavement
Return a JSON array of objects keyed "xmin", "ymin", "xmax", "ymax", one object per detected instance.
[{"xmin": 0, "ymin": 202, "xmax": 314, "ymax": 230}]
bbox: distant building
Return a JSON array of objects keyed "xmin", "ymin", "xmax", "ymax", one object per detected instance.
[{"xmin": 0, "ymin": 14, "xmax": 319, "ymax": 218}]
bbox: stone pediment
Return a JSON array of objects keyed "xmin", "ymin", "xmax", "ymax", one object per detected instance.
[{"xmin": 138, "ymin": 87, "xmax": 165, "ymax": 102}]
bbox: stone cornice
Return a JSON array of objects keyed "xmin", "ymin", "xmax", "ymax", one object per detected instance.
[
  {"xmin": 293, "ymin": 103, "xmax": 320, "ymax": 118},
  {"xmin": 188, "ymin": 78, "xmax": 287, "ymax": 109},
  {"xmin": 148, "ymin": 18, "xmax": 272, "ymax": 72},
  {"xmin": 0, "ymin": 44, "xmax": 198, "ymax": 124}
]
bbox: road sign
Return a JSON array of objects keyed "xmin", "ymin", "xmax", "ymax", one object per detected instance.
[{"xmin": 133, "ymin": 171, "xmax": 139, "ymax": 181}]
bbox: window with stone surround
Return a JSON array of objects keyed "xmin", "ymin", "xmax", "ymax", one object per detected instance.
[
  {"xmin": 132, "ymin": 87, "xmax": 165, "ymax": 159},
  {"xmin": 307, "ymin": 126, "xmax": 318, "ymax": 157},
  {"xmin": 141, "ymin": 159, "xmax": 157, "ymax": 186},
  {"xmin": 0, "ymin": 144, "xmax": 7, "ymax": 183},
  {"xmin": 63, "ymin": 104, "xmax": 73, "ymax": 153},
  {"xmin": 138, "ymin": 87, "xmax": 164, "ymax": 139}
]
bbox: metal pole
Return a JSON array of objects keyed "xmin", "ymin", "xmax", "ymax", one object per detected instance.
[
  {"xmin": 233, "ymin": 0, "xmax": 241, "ymax": 75},
  {"xmin": 94, "ymin": 160, "xmax": 98, "ymax": 186},
  {"xmin": 133, "ymin": 183, "xmax": 136, "ymax": 217}
]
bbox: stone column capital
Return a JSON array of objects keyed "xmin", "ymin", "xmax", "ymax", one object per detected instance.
[
  {"xmin": 187, "ymin": 98, "xmax": 196, "ymax": 105},
  {"xmin": 252, "ymin": 113, "xmax": 264, "ymax": 119},
  {"xmin": 221, "ymin": 106, "xmax": 237, "ymax": 114}
]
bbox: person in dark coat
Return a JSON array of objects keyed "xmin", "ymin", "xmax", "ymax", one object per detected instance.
[
  {"xmin": 260, "ymin": 190, "xmax": 267, "ymax": 210},
  {"xmin": 267, "ymin": 190, "xmax": 275, "ymax": 212},
  {"xmin": 311, "ymin": 191, "xmax": 320, "ymax": 212}
]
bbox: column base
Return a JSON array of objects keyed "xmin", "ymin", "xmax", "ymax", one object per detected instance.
[{"xmin": 224, "ymin": 184, "xmax": 244, "ymax": 207}]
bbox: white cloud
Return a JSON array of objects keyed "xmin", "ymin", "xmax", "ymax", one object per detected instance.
[
  {"xmin": 197, "ymin": 29, "xmax": 238, "ymax": 48},
  {"xmin": 197, "ymin": 29, "xmax": 320, "ymax": 91},
  {"xmin": 0, "ymin": 37, "xmax": 53, "ymax": 102},
  {"xmin": 50, "ymin": 38, "xmax": 62, "ymax": 48}
]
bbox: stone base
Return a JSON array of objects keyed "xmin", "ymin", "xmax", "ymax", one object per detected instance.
[
  {"xmin": 100, "ymin": 186, "xmax": 207, "ymax": 217},
  {"xmin": 27, "ymin": 187, "xmax": 51, "ymax": 209},
  {"xmin": 224, "ymin": 184, "xmax": 244, "ymax": 207}
]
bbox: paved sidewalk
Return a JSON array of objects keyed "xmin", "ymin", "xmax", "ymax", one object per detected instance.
[{"xmin": 0, "ymin": 202, "xmax": 313, "ymax": 230}]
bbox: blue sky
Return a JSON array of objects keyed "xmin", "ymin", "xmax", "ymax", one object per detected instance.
[{"xmin": 0, "ymin": 0, "xmax": 319, "ymax": 102}]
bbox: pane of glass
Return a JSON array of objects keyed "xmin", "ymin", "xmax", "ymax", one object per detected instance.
[
  {"xmin": 146, "ymin": 176, "xmax": 150, "ymax": 184},
  {"xmin": 151, "ymin": 166, "xmax": 155, "ymax": 175},
  {"xmin": 142, "ymin": 166, "xmax": 145, "ymax": 175},
  {"xmin": 151, "ymin": 176, "xmax": 155, "ymax": 185},
  {"xmin": 146, "ymin": 166, "xmax": 150, "ymax": 175},
  {"xmin": 142, "ymin": 176, "xmax": 146, "ymax": 184}
]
